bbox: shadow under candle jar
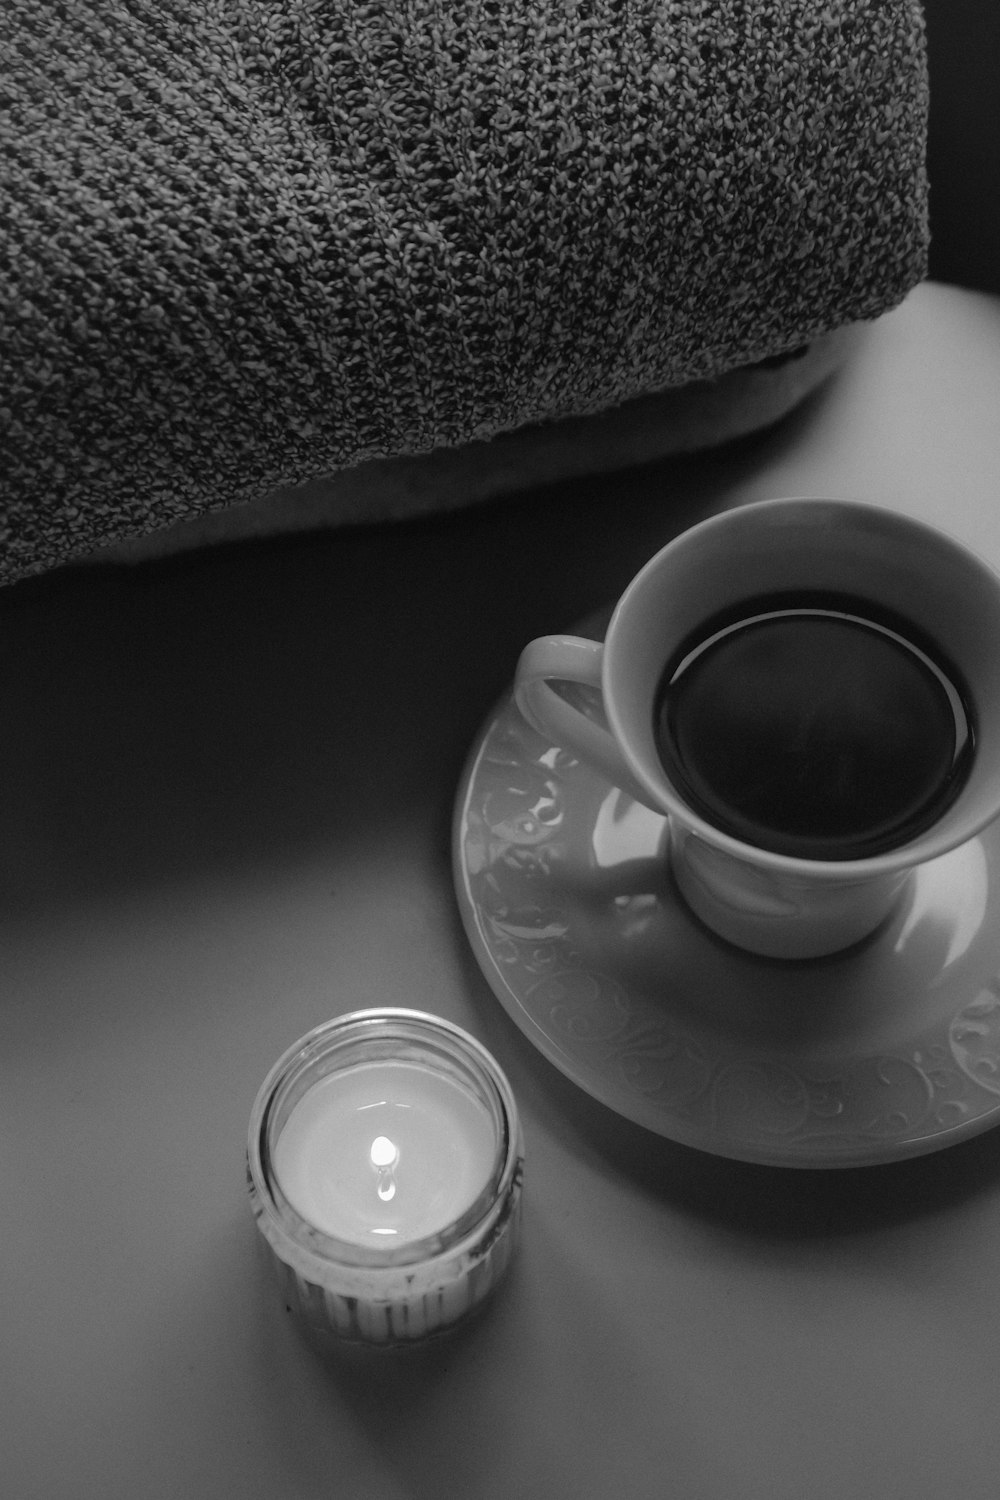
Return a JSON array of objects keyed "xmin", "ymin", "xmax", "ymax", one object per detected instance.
[{"xmin": 247, "ymin": 1009, "xmax": 524, "ymax": 1346}]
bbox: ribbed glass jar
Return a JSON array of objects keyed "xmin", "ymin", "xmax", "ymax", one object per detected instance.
[{"xmin": 247, "ymin": 1009, "xmax": 524, "ymax": 1346}]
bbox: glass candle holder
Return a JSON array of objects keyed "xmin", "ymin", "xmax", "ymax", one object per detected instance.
[{"xmin": 247, "ymin": 1009, "xmax": 524, "ymax": 1346}]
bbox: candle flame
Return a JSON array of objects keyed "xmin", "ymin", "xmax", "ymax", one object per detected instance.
[
  {"xmin": 370, "ymin": 1135, "xmax": 399, "ymax": 1202},
  {"xmin": 370, "ymin": 1135, "xmax": 398, "ymax": 1168}
]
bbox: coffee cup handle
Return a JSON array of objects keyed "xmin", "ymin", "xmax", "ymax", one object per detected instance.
[{"xmin": 514, "ymin": 636, "xmax": 660, "ymax": 811}]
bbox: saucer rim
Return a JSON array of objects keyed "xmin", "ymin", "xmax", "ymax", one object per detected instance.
[{"xmin": 452, "ymin": 642, "xmax": 1000, "ymax": 1168}]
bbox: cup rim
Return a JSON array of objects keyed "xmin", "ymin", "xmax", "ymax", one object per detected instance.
[{"xmin": 602, "ymin": 496, "xmax": 1000, "ymax": 881}]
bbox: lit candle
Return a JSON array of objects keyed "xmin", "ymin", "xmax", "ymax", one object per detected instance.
[
  {"xmin": 273, "ymin": 1061, "xmax": 500, "ymax": 1244},
  {"xmin": 248, "ymin": 1010, "xmax": 524, "ymax": 1346}
]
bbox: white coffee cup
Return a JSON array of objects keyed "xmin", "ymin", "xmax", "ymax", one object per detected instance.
[{"xmin": 515, "ymin": 498, "xmax": 1000, "ymax": 958}]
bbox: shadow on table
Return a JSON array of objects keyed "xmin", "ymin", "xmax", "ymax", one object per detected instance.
[
  {"xmin": 0, "ymin": 412, "xmax": 803, "ymax": 911},
  {"xmin": 253, "ymin": 1204, "xmax": 643, "ymax": 1500},
  {"xmin": 259, "ymin": 1254, "xmax": 536, "ymax": 1499}
]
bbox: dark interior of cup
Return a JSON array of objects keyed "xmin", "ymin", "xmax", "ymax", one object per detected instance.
[{"xmin": 607, "ymin": 500, "xmax": 1000, "ymax": 858}]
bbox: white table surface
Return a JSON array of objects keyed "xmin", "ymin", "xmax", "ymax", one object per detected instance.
[{"xmin": 5, "ymin": 279, "xmax": 1000, "ymax": 1500}]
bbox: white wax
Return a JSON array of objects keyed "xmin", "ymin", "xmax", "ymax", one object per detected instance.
[{"xmin": 273, "ymin": 1060, "xmax": 498, "ymax": 1246}]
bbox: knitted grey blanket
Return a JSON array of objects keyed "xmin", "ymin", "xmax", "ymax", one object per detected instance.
[{"xmin": 2, "ymin": 1, "xmax": 929, "ymax": 584}]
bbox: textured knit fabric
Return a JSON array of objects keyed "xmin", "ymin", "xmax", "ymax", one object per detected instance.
[{"xmin": 2, "ymin": 0, "xmax": 929, "ymax": 584}]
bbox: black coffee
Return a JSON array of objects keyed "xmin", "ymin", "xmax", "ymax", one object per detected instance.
[{"xmin": 654, "ymin": 593, "xmax": 975, "ymax": 859}]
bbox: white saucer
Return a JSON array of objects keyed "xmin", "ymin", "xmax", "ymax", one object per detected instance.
[{"xmin": 453, "ymin": 621, "xmax": 1000, "ymax": 1168}]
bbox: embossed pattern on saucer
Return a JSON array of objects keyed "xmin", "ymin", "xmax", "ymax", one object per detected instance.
[{"xmin": 452, "ymin": 624, "xmax": 1000, "ymax": 1168}]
